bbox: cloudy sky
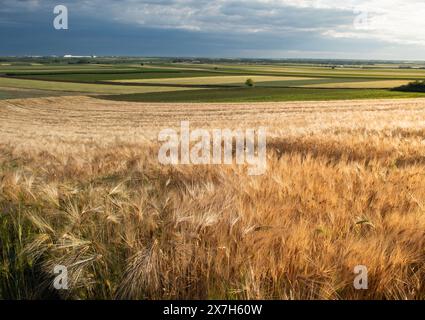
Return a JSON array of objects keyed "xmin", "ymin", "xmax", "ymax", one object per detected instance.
[{"xmin": 1, "ymin": 0, "xmax": 425, "ymax": 59}]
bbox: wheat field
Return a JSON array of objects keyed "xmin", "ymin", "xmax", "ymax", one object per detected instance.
[{"xmin": 1, "ymin": 96, "xmax": 425, "ymax": 299}]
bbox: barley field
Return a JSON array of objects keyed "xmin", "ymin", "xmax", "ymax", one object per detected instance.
[
  {"xmin": 1, "ymin": 96, "xmax": 425, "ymax": 299},
  {"xmin": 0, "ymin": 77, "xmax": 202, "ymax": 95}
]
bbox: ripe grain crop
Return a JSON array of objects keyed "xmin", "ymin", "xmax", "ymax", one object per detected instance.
[
  {"xmin": 0, "ymin": 77, "xmax": 201, "ymax": 95},
  {"xmin": 1, "ymin": 96, "xmax": 425, "ymax": 299}
]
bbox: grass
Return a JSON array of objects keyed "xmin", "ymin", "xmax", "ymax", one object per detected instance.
[
  {"xmin": 0, "ymin": 77, "xmax": 204, "ymax": 95},
  {"xmin": 1, "ymin": 63, "xmax": 423, "ymax": 102},
  {"xmin": 0, "ymin": 208, "xmax": 56, "ymax": 299},
  {"xmin": 98, "ymin": 87, "xmax": 425, "ymax": 103},
  {"xmin": 8, "ymin": 70, "xmax": 226, "ymax": 83},
  {"xmin": 2, "ymin": 61, "xmax": 425, "ymax": 300},
  {"xmin": 254, "ymin": 78, "xmax": 370, "ymax": 87},
  {"xmin": 0, "ymin": 87, "xmax": 79, "ymax": 100},
  {"xmin": 0, "ymin": 65, "xmax": 122, "ymax": 74},
  {"xmin": 2, "ymin": 96, "xmax": 425, "ymax": 299},
  {"xmin": 110, "ymin": 75, "xmax": 310, "ymax": 85},
  {"xmin": 162, "ymin": 63, "xmax": 425, "ymax": 80},
  {"xmin": 304, "ymin": 80, "xmax": 411, "ymax": 89}
]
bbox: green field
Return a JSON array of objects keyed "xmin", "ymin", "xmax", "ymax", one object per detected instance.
[
  {"xmin": 97, "ymin": 87, "xmax": 424, "ymax": 103},
  {"xmin": 1, "ymin": 58, "xmax": 425, "ymax": 101},
  {"xmin": 5, "ymin": 70, "xmax": 230, "ymax": 82}
]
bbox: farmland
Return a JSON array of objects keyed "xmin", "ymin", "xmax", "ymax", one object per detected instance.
[
  {"xmin": 2, "ymin": 95, "xmax": 425, "ymax": 299},
  {"xmin": 1, "ymin": 59, "xmax": 425, "ymax": 101},
  {"xmin": 2, "ymin": 58, "xmax": 425, "ymax": 300},
  {"xmin": 100, "ymin": 87, "xmax": 424, "ymax": 103}
]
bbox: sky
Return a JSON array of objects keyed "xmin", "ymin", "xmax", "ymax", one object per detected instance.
[{"xmin": 1, "ymin": 0, "xmax": 425, "ymax": 60}]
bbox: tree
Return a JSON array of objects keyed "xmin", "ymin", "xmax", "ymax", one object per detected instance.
[{"xmin": 245, "ymin": 78, "xmax": 255, "ymax": 87}]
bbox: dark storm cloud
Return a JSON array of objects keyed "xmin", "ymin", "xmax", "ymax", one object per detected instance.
[{"xmin": 1, "ymin": 0, "xmax": 424, "ymax": 59}]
